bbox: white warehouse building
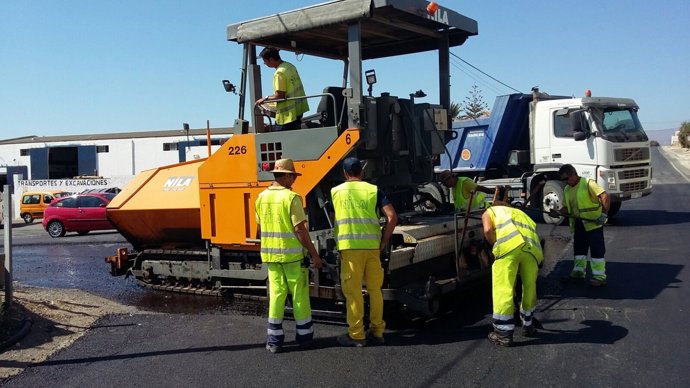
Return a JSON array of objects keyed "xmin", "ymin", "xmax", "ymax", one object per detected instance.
[{"xmin": 0, "ymin": 127, "xmax": 233, "ymax": 220}]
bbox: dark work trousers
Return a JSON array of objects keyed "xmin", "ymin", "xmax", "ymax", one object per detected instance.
[{"xmin": 573, "ymin": 219, "xmax": 606, "ymax": 258}]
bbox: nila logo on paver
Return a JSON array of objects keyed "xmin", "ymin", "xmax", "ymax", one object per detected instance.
[
  {"xmin": 428, "ymin": 8, "xmax": 449, "ymax": 25},
  {"xmin": 163, "ymin": 176, "xmax": 194, "ymax": 192}
]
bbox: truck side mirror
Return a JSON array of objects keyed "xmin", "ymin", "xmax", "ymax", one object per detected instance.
[
  {"xmin": 573, "ymin": 131, "xmax": 587, "ymax": 141},
  {"xmin": 570, "ymin": 110, "xmax": 588, "ymax": 141}
]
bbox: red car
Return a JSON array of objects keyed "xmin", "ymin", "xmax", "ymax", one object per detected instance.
[{"xmin": 42, "ymin": 193, "xmax": 117, "ymax": 238}]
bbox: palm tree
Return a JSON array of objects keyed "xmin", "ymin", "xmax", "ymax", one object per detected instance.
[{"xmin": 449, "ymin": 102, "xmax": 461, "ymax": 121}]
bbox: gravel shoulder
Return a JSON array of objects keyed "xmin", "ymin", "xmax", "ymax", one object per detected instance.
[
  {"xmin": 660, "ymin": 145, "xmax": 690, "ymax": 179},
  {"xmin": 1, "ymin": 286, "xmax": 138, "ymax": 381}
]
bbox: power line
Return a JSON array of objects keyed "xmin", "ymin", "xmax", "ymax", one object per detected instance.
[
  {"xmin": 450, "ymin": 58, "xmax": 505, "ymax": 95},
  {"xmin": 450, "ymin": 57, "xmax": 514, "ymax": 96},
  {"xmin": 453, "ymin": 66, "xmax": 504, "ymax": 96},
  {"xmin": 450, "ymin": 52, "xmax": 522, "ymax": 93}
]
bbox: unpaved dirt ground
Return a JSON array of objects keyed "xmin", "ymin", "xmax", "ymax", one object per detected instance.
[{"xmin": 0, "ymin": 286, "xmax": 139, "ymax": 381}]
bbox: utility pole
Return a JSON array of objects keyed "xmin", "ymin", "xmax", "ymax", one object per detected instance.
[{"xmin": 2, "ymin": 185, "xmax": 12, "ymax": 309}]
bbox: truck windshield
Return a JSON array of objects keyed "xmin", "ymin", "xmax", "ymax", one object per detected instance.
[{"xmin": 592, "ymin": 108, "xmax": 648, "ymax": 143}]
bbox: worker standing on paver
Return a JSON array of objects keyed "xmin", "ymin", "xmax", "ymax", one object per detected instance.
[
  {"xmin": 557, "ymin": 164, "xmax": 610, "ymax": 287},
  {"xmin": 331, "ymin": 157, "xmax": 398, "ymax": 347},
  {"xmin": 255, "ymin": 158, "xmax": 323, "ymax": 353},
  {"xmin": 482, "ymin": 202, "xmax": 543, "ymax": 347},
  {"xmin": 439, "ymin": 170, "xmax": 495, "ymax": 211},
  {"xmin": 256, "ymin": 47, "xmax": 309, "ymax": 131}
]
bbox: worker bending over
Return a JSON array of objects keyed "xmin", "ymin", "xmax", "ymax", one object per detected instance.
[
  {"xmin": 482, "ymin": 202, "xmax": 543, "ymax": 347},
  {"xmin": 439, "ymin": 170, "xmax": 495, "ymax": 211}
]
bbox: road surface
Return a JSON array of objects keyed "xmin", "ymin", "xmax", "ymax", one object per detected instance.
[{"xmin": 2, "ymin": 146, "xmax": 688, "ymax": 387}]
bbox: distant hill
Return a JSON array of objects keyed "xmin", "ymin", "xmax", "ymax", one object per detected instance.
[{"xmin": 646, "ymin": 128, "xmax": 677, "ymax": 146}]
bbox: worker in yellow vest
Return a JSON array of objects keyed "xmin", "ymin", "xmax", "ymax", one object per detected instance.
[
  {"xmin": 557, "ymin": 164, "xmax": 610, "ymax": 287},
  {"xmin": 439, "ymin": 170, "xmax": 495, "ymax": 211},
  {"xmin": 331, "ymin": 157, "xmax": 398, "ymax": 347},
  {"xmin": 256, "ymin": 47, "xmax": 309, "ymax": 132},
  {"xmin": 255, "ymin": 158, "xmax": 323, "ymax": 353},
  {"xmin": 482, "ymin": 203, "xmax": 543, "ymax": 347}
]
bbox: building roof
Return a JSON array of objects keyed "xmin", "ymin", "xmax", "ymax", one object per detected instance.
[{"xmin": 0, "ymin": 127, "xmax": 234, "ymax": 145}]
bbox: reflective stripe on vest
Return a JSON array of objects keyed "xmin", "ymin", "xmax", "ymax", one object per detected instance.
[
  {"xmin": 255, "ymin": 188, "xmax": 304, "ymax": 263},
  {"xmin": 489, "ymin": 206, "xmax": 543, "ymax": 263},
  {"xmin": 331, "ymin": 181, "xmax": 381, "ymax": 250},
  {"xmin": 274, "ymin": 62, "xmax": 308, "ymax": 125},
  {"xmin": 564, "ymin": 177, "xmax": 602, "ymax": 232},
  {"xmin": 453, "ymin": 177, "xmax": 485, "ymax": 211}
]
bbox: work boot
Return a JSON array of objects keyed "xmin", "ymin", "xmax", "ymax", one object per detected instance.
[
  {"xmin": 522, "ymin": 324, "xmax": 537, "ymax": 337},
  {"xmin": 487, "ymin": 330, "xmax": 513, "ymax": 347},
  {"xmin": 266, "ymin": 343, "xmax": 282, "ymax": 354},
  {"xmin": 561, "ymin": 272, "xmax": 586, "ymax": 284},
  {"xmin": 531, "ymin": 317, "xmax": 544, "ymax": 330},
  {"xmin": 589, "ymin": 278, "xmax": 607, "ymax": 287},
  {"xmin": 366, "ymin": 330, "xmax": 385, "ymax": 346},
  {"xmin": 337, "ymin": 334, "xmax": 366, "ymax": 347}
]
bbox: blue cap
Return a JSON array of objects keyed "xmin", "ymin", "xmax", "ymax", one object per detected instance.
[{"xmin": 342, "ymin": 157, "xmax": 363, "ymax": 175}]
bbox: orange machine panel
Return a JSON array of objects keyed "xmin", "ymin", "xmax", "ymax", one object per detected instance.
[
  {"xmin": 199, "ymin": 129, "xmax": 360, "ymax": 248},
  {"xmin": 107, "ymin": 159, "xmax": 205, "ymax": 249}
]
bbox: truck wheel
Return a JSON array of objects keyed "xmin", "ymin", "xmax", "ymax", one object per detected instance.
[
  {"xmin": 415, "ymin": 182, "xmax": 446, "ymax": 212},
  {"xmin": 22, "ymin": 213, "xmax": 34, "ymax": 224},
  {"xmin": 47, "ymin": 220, "xmax": 66, "ymax": 238},
  {"xmin": 541, "ymin": 180, "xmax": 566, "ymax": 225},
  {"xmin": 608, "ymin": 201, "xmax": 621, "ymax": 218}
]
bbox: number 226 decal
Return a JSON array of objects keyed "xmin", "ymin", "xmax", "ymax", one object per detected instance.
[{"xmin": 228, "ymin": 145, "xmax": 247, "ymax": 155}]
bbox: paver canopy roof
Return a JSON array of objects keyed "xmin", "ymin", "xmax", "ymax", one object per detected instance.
[{"xmin": 227, "ymin": 0, "xmax": 478, "ymax": 60}]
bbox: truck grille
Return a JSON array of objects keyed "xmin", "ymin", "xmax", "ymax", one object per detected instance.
[
  {"xmin": 614, "ymin": 148, "xmax": 649, "ymax": 162},
  {"xmin": 618, "ymin": 168, "xmax": 649, "ymax": 180},
  {"xmin": 620, "ymin": 181, "xmax": 647, "ymax": 192}
]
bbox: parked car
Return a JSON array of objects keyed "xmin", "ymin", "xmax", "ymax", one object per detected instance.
[
  {"xmin": 42, "ymin": 193, "xmax": 117, "ymax": 237},
  {"xmin": 20, "ymin": 190, "xmax": 70, "ymax": 223}
]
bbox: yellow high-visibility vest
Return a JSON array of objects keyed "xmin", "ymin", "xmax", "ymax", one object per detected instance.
[
  {"xmin": 488, "ymin": 206, "xmax": 543, "ymax": 263},
  {"xmin": 331, "ymin": 181, "xmax": 381, "ymax": 250},
  {"xmin": 255, "ymin": 187, "xmax": 304, "ymax": 263},
  {"xmin": 274, "ymin": 62, "xmax": 308, "ymax": 125},
  {"xmin": 564, "ymin": 177, "xmax": 603, "ymax": 232},
  {"xmin": 452, "ymin": 177, "xmax": 486, "ymax": 211}
]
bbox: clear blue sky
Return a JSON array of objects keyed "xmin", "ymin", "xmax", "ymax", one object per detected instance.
[{"xmin": 1, "ymin": 0, "xmax": 688, "ymax": 138}]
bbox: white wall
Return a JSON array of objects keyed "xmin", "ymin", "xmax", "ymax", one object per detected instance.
[
  {"xmin": 97, "ymin": 139, "xmax": 135, "ymax": 176},
  {"xmin": 183, "ymin": 144, "xmax": 223, "ymax": 161},
  {"xmin": 0, "ymin": 143, "xmax": 34, "ymax": 175},
  {"xmin": 132, "ymin": 137, "xmax": 184, "ymax": 172}
]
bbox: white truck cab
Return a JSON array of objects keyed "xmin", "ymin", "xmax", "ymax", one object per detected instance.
[{"xmin": 532, "ymin": 94, "xmax": 652, "ymax": 219}]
